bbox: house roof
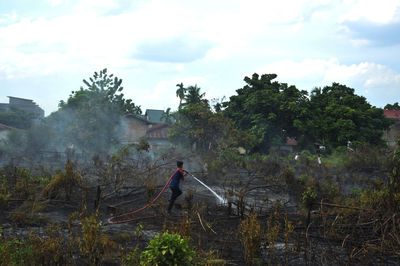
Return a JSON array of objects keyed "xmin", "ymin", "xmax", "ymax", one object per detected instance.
[
  {"xmin": 286, "ymin": 137, "xmax": 297, "ymax": 146},
  {"xmin": 145, "ymin": 109, "xmax": 164, "ymax": 123},
  {"xmin": 145, "ymin": 123, "xmax": 170, "ymax": 139},
  {"xmin": 7, "ymin": 96, "xmax": 34, "ymax": 103},
  {"xmin": 124, "ymin": 113, "xmax": 152, "ymax": 124},
  {"xmin": 0, "ymin": 123, "xmax": 15, "ymax": 131},
  {"xmin": 384, "ymin": 110, "xmax": 400, "ymax": 120}
]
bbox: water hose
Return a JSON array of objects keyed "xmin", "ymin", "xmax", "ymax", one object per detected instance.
[{"xmin": 107, "ymin": 169, "xmax": 180, "ymax": 224}]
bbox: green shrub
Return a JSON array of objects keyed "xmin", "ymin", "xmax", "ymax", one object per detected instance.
[
  {"xmin": 136, "ymin": 139, "xmax": 150, "ymax": 152},
  {"xmin": 140, "ymin": 231, "xmax": 195, "ymax": 266},
  {"xmin": 0, "ymin": 238, "xmax": 34, "ymax": 266},
  {"xmin": 301, "ymin": 186, "xmax": 317, "ymax": 209}
]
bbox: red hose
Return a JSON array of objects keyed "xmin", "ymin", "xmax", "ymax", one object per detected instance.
[{"xmin": 107, "ymin": 169, "xmax": 180, "ymax": 224}]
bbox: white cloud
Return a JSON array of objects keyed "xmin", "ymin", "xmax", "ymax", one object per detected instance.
[
  {"xmin": 339, "ymin": 0, "xmax": 400, "ymax": 24},
  {"xmin": 1, "ymin": 0, "xmax": 400, "ymax": 113},
  {"xmin": 258, "ymin": 58, "xmax": 400, "ymax": 107},
  {"xmin": 47, "ymin": 0, "xmax": 64, "ymax": 7},
  {"xmin": 135, "ymin": 75, "xmax": 207, "ymax": 111}
]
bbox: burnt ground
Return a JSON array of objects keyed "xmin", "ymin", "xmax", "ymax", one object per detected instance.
[{"xmin": 1, "ymin": 153, "xmax": 400, "ymax": 265}]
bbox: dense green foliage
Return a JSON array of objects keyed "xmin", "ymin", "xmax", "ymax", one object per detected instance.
[
  {"xmin": 140, "ymin": 231, "xmax": 195, "ymax": 266},
  {"xmin": 1, "ymin": 70, "xmax": 396, "ymax": 157},
  {"xmin": 385, "ymin": 102, "xmax": 400, "ymax": 110},
  {"xmin": 169, "ymin": 84, "xmax": 254, "ymax": 154},
  {"xmin": 221, "ymin": 74, "xmax": 392, "ymax": 153},
  {"xmin": 223, "ymin": 73, "xmax": 308, "ymax": 152},
  {"xmin": 0, "ymin": 106, "xmax": 36, "ymax": 130},
  {"xmin": 300, "ymin": 83, "xmax": 392, "ymax": 148}
]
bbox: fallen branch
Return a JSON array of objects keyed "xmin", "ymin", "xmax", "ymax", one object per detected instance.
[{"xmin": 314, "ymin": 201, "xmax": 374, "ymax": 212}]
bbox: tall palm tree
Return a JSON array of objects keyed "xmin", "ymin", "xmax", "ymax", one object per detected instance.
[
  {"xmin": 176, "ymin": 83, "xmax": 186, "ymax": 108},
  {"xmin": 161, "ymin": 107, "xmax": 174, "ymax": 124},
  {"xmin": 183, "ymin": 85, "xmax": 207, "ymax": 106}
]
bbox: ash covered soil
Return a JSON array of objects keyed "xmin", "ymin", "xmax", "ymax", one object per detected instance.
[{"xmin": 1, "ymin": 152, "xmax": 399, "ymax": 265}]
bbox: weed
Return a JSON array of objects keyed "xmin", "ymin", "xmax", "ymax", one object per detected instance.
[
  {"xmin": 302, "ymin": 186, "xmax": 318, "ymax": 210},
  {"xmin": 77, "ymin": 214, "xmax": 116, "ymax": 265},
  {"xmin": 175, "ymin": 213, "xmax": 193, "ymax": 238},
  {"xmin": 238, "ymin": 213, "xmax": 262, "ymax": 265},
  {"xmin": 282, "ymin": 167, "xmax": 295, "ymax": 186},
  {"xmin": 42, "ymin": 160, "xmax": 81, "ymax": 201},
  {"xmin": 145, "ymin": 178, "xmax": 155, "ymax": 202},
  {"xmin": 235, "ymin": 187, "xmax": 248, "ymax": 217},
  {"xmin": 184, "ymin": 188, "xmax": 195, "ymax": 211},
  {"xmin": 28, "ymin": 224, "xmax": 74, "ymax": 265},
  {"xmin": 283, "ymin": 213, "xmax": 294, "ymax": 249},
  {"xmin": 0, "ymin": 238, "xmax": 33, "ymax": 266},
  {"xmin": 15, "ymin": 178, "xmax": 32, "ymax": 199},
  {"xmin": 195, "ymin": 250, "xmax": 227, "ymax": 265},
  {"xmin": 122, "ymin": 245, "xmax": 140, "ymax": 266},
  {"xmin": 136, "ymin": 223, "xmax": 145, "ymax": 239},
  {"xmin": 266, "ymin": 210, "xmax": 280, "ymax": 254},
  {"xmin": 10, "ymin": 198, "xmax": 47, "ymax": 226},
  {"xmin": 0, "ymin": 187, "xmax": 11, "ymax": 210}
]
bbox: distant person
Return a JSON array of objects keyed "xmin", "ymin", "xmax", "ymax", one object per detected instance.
[
  {"xmin": 317, "ymin": 155, "xmax": 322, "ymax": 166},
  {"xmin": 167, "ymin": 161, "xmax": 188, "ymax": 214},
  {"xmin": 294, "ymin": 153, "xmax": 299, "ymax": 161}
]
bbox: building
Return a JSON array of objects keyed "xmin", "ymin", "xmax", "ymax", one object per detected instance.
[
  {"xmin": 270, "ymin": 137, "xmax": 298, "ymax": 153},
  {"xmin": 0, "ymin": 96, "xmax": 45, "ymax": 118},
  {"xmin": 145, "ymin": 123, "xmax": 172, "ymax": 151},
  {"xmin": 383, "ymin": 110, "xmax": 400, "ymax": 147},
  {"xmin": 120, "ymin": 109, "xmax": 172, "ymax": 151}
]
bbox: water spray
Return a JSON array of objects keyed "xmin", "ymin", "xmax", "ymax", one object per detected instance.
[
  {"xmin": 107, "ymin": 169, "xmax": 226, "ymax": 224},
  {"xmin": 187, "ymin": 172, "xmax": 227, "ymax": 204}
]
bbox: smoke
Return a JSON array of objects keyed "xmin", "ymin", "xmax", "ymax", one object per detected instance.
[{"xmin": 1, "ymin": 100, "xmax": 127, "ymax": 166}]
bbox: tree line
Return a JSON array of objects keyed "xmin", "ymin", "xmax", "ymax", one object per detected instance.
[
  {"xmin": 0, "ymin": 69, "xmax": 398, "ymax": 155},
  {"xmin": 172, "ymin": 73, "xmax": 396, "ymax": 154}
]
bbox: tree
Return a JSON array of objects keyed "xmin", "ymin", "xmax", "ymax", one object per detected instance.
[
  {"xmin": 0, "ymin": 106, "xmax": 37, "ymax": 129},
  {"xmin": 60, "ymin": 68, "xmax": 142, "ymax": 115},
  {"xmin": 54, "ymin": 69, "xmax": 142, "ymax": 154},
  {"xmin": 300, "ymin": 83, "xmax": 392, "ymax": 148},
  {"xmin": 161, "ymin": 107, "xmax": 174, "ymax": 124},
  {"xmin": 385, "ymin": 102, "xmax": 400, "ymax": 110},
  {"xmin": 223, "ymin": 73, "xmax": 308, "ymax": 153},
  {"xmin": 181, "ymin": 85, "xmax": 208, "ymax": 108},
  {"xmin": 9, "ymin": 69, "xmax": 143, "ymax": 156},
  {"xmin": 170, "ymin": 85, "xmax": 254, "ymax": 154},
  {"xmin": 176, "ymin": 83, "xmax": 186, "ymax": 109}
]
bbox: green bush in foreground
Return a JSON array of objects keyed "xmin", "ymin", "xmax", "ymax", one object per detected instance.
[{"xmin": 140, "ymin": 231, "xmax": 195, "ymax": 266}]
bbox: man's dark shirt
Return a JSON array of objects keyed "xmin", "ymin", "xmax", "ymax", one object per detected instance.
[{"xmin": 169, "ymin": 169, "xmax": 183, "ymax": 188}]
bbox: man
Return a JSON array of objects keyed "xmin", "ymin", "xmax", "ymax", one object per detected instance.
[{"xmin": 167, "ymin": 161, "xmax": 188, "ymax": 214}]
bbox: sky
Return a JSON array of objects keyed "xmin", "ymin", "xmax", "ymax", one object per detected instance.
[{"xmin": 1, "ymin": 0, "xmax": 400, "ymax": 116}]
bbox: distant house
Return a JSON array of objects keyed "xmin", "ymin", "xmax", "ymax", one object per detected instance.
[
  {"xmin": 0, "ymin": 123, "xmax": 14, "ymax": 141},
  {"xmin": 383, "ymin": 110, "xmax": 400, "ymax": 147},
  {"xmin": 145, "ymin": 123, "xmax": 171, "ymax": 151},
  {"xmin": 0, "ymin": 96, "xmax": 45, "ymax": 118},
  {"xmin": 121, "ymin": 114, "xmax": 150, "ymax": 142},
  {"xmin": 120, "ymin": 109, "xmax": 172, "ymax": 151},
  {"xmin": 271, "ymin": 137, "xmax": 298, "ymax": 153}
]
